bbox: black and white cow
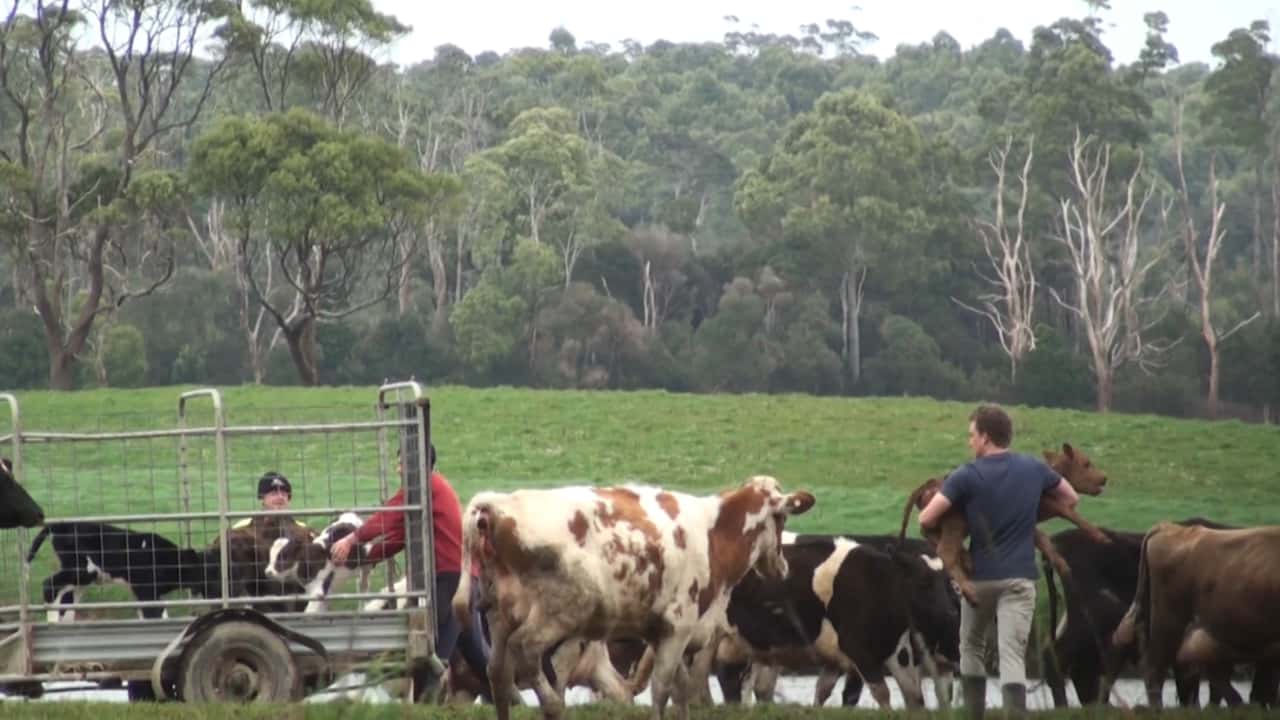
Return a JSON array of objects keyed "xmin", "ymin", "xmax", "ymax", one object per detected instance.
[
  {"xmin": 264, "ymin": 512, "xmax": 372, "ymax": 612},
  {"xmin": 26, "ymin": 521, "xmax": 220, "ymax": 621},
  {"xmin": 0, "ymin": 457, "xmax": 44, "ymax": 529},
  {"xmin": 713, "ymin": 533, "xmax": 960, "ymax": 709}
]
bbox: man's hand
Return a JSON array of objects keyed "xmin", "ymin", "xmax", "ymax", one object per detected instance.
[{"xmin": 331, "ymin": 534, "xmax": 357, "ymax": 564}]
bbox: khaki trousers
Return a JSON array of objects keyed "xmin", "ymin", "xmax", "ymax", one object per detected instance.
[{"xmin": 958, "ymin": 577, "xmax": 1036, "ymax": 686}]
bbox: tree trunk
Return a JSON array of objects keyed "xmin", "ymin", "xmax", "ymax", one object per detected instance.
[
  {"xmin": 398, "ymin": 238, "xmax": 414, "ymax": 317},
  {"xmin": 1206, "ymin": 336, "xmax": 1220, "ymax": 420},
  {"xmin": 1272, "ymin": 156, "xmax": 1279, "ymax": 318},
  {"xmin": 841, "ymin": 270, "xmax": 864, "ymax": 387},
  {"xmin": 1093, "ymin": 352, "xmax": 1112, "ymax": 413},
  {"xmin": 47, "ymin": 347, "xmax": 76, "ymax": 391},
  {"xmin": 528, "ymin": 186, "xmax": 541, "ymax": 244},
  {"xmin": 1254, "ymin": 168, "xmax": 1264, "ymax": 304},
  {"xmin": 283, "ymin": 316, "xmax": 320, "ymax": 386}
]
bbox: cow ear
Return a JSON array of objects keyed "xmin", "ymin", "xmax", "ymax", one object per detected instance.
[
  {"xmin": 1062, "ymin": 442, "xmax": 1075, "ymax": 458},
  {"xmin": 784, "ymin": 491, "xmax": 816, "ymax": 515}
]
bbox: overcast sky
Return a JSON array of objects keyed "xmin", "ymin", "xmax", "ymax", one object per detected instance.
[{"xmin": 370, "ymin": 0, "xmax": 1278, "ymax": 69}]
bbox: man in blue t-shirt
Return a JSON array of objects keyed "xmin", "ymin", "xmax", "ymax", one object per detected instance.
[{"xmin": 919, "ymin": 403, "xmax": 1080, "ymax": 718}]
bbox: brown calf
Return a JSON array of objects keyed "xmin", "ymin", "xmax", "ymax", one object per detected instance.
[{"xmin": 899, "ymin": 443, "xmax": 1110, "ymax": 607}]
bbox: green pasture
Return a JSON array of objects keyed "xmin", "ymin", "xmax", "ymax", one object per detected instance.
[{"xmin": 2, "ymin": 383, "xmax": 1278, "ymax": 626}]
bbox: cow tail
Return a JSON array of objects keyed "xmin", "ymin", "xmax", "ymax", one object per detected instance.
[
  {"xmin": 25, "ymin": 524, "xmax": 55, "ymax": 563},
  {"xmin": 1043, "ymin": 551, "xmax": 1060, "ymax": 646},
  {"xmin": 452, "ymin": 500, "xmax": 488, "ymax": 629},
  {"xmin": 1130, "ymin": 526, "xmax": 1156, "ymax": 651}
]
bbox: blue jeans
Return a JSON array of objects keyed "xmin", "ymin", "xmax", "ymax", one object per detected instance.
[{"xmin": 435, "ymin": 571, "xmax": 492, "ymax": 696}]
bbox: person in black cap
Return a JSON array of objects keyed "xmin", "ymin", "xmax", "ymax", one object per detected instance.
[{"xmin": 233, "ymin": 470, "xmax": 309, "ymax": 533}]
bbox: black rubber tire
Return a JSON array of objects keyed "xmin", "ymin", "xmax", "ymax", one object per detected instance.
[{"xmin": 178, "ymin": 620, "xmax": 300, "ymax": 703}]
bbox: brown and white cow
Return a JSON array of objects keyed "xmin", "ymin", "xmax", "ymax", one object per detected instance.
[
  {"xmin": 450, "ymin": 475, "xmax": 816, "ymax": 720},
  {"xmin": 1110, "ymin": 521, "xmax": 1280, "ymax": 709}
]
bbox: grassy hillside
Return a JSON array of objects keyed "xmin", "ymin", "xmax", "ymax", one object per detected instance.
[{"xmin": 2, "ymin": 383, "xmax": 1277, "ymax": 613}]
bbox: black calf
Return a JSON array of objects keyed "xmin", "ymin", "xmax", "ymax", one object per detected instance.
[{"xmin": 26, "ymin": 522, "xmax": 219, "ymax": 621}]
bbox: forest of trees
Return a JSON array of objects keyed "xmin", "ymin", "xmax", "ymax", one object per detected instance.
[{"xmin": 2, "ymin": 1, "xmax": 1280, "ymax": 422}]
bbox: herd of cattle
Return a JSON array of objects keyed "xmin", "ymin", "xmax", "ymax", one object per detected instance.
[{"xmin": 1, "ymin": 448, "xmax": 1278, "ymax": 715}]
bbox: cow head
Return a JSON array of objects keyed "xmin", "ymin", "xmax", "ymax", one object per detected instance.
[
  {"xmin": 1044, "ymin": 443, "xmax": 1107, "ymax": 496},
  {"xmin": 0, "ymin": 458, "xmax": 44, "ymax": 529},
  {"xmin": 734, "ymin": 475, "xmax": 815, "ymax": 583},
  {"xmin": 265, "ymin": 535, "xmax": 328, "ymax": 583}
]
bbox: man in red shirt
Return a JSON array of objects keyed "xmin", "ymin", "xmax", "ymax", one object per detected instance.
[{"xmin": 330, "ymin": 443, "xmax": 491, "ymax": 698}]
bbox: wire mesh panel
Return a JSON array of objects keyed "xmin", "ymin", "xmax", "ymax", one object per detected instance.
[{"xmin": 0, "ymin": 385, "xmax": 431, "ymax": 629}]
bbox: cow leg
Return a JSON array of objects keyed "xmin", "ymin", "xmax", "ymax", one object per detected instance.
[
  {"xmin": 588, "ymin": 649, "xmax": 633, "ymax": 704},
  {"xmin": 1141, "ymin": 623, "xmax": 1182, "ymax": 709},
  {"xmin": 750, "ymin": 662, "xmax": 778, "ymax": 703},
  {"xmin": 505, "ymin": 624, "xmax": 569, "ymax": 720},
  {"xmin": 43, "ymin": 569, "xmax": 93, "ymax": 623},
  {"xmin": 626, "ymin": 644, "xmax": 656, "ymax": 697},
  {"xmin": 647, "ymin": 636, "xmax": 690, "ymax": 720},
  {"xmin": 1251, "ymin": 663, "xmax": 1280, "ymax": 707},
  {"xmin": 714, "ymin": 661, "xmax": 748, "ymax": 704},
  {"xmin": 841, "ymin": 670, "xmax": 864, "ymax": 706},
  {"xmin": 1207, "ymin": 664, "xmax": 1242, "ymax": 707},
  {"xmin": 813, "ymin": 666, "xmax": 840, "ymax": 706},
  {"xmin": 487, "ymin": 620, "xmax": 517, "ymax": 720},
  {"xmin": 1068, "ymin": 654, "xmax": 1103, "ymax": 707},
  {"xmin": 1173, "ymin": 665, "xmax": 1201, "ymax": 707},
  {"xmin": 886, "ymin": 632, "xmax": 925, "ymax": 709},
  {"xmin": 684, "ymin": 637, "xmax": 717, "ymax": 705}
]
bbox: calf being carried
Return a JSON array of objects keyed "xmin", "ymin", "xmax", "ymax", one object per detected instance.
[
  {"xmin": 900, "ymin": 442, "xmax": 1110, "ymax": 607},
  {"xmin": 264, "ymin": 512, "xmax": 372, "ymax": 612}
]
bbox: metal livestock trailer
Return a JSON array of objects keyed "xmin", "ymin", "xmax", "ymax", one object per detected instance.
[{"xmin": 0, "ymin": 381, "xmax": 441, "ymax": 703}]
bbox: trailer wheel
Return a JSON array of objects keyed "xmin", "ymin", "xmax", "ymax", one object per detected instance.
[{"xmin": 179, "ymin": 620, "xmax": 300, "ymax": 703}]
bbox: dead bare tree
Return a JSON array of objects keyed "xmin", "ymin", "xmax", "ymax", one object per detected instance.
[
  {"xmin": 1050, "ymin": 130, "xmax": 1178, "ymax": 412},
  {"xmin": 628, "ymin": 225, "xmax": 690, "ymax": 333},
  {"xmin": 185, "ymin": 201, "xmax": 285, "ymax": 385},
  {"xmin": 1172, "ymin": 102, "xmax": 1261, "ymax": 419},
  {"xmin": 953, "ymin": 134, "xmax": 1038, "ymax": 382}
]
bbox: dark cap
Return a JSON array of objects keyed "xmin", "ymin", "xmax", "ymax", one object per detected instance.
[{"xmin": 257, "ymin": 471, "xmax": 292, "ymax": 499}]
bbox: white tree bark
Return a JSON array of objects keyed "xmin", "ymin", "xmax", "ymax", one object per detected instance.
[
  {"xmin": 1049, "ymin": 130, "xmax": 1177, "ymax": 412},
  {"xmin": 1173, "ymin": 103, "xmax": 1261, "ymax": 419},
  {"xmin": 953, "ymin": 135, "xmax": 1038, "ymax": 382}
]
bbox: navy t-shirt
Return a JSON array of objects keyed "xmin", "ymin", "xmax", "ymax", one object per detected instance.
[{"xmin": 940, "ymin": 452, "xmax": 1063, "ymax": 580}]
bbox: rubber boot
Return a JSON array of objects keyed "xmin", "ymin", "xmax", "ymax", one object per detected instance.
[
  {"xmin": 1001, "ymin": 682, "xmax": 1027, "ymax": 718},
  {"xmin": 962, "ymin": 675, "xmax": 987, "ymax": 720}
]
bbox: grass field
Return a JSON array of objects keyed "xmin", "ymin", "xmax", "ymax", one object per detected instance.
[
  {"xmin": 0, "ymin": 701, "xmax": 1275, "ymax": 719},
  {"xmin": 2, "ymin": 383, "xmax": 1277, "ymax": 668}
]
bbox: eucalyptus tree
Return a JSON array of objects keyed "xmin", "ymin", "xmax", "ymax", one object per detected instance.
[
  {"xmin": 0, "ymin": 0, "xmax": 235, "ymax": 389},
  {"xmin": 189, "ymin": 109, "xmax": 458, "ymax": 385},
  {"xmin": 735, "ymin": 89, "xmax": 930, "ymax": 386}
]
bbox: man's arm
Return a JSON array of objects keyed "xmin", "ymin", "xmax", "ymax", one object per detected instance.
[
  {"xmin": 1045, "ymin": 476, "xmax": 1079, "ymax": 511},
  {"xmin": 919, "ymin": 492, "xmax": 953, "ymax": 530}
]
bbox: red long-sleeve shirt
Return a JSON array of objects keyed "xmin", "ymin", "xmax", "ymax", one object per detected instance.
[{"xmin": 355, "ymin": 470, "xmax": 463, "ymax": 573}]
